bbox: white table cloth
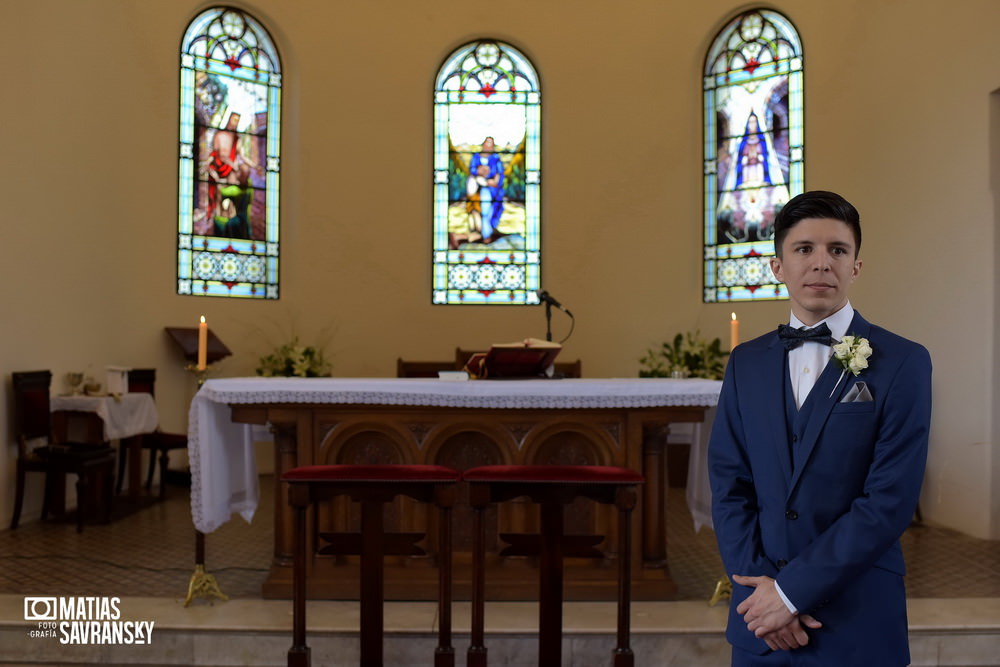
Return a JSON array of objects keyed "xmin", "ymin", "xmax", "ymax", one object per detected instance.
[
  {"xmin": 677, "ymin": 406, "xmax": 718, "ymax": 533},
  {"xmin": 51, "ymin": 393, "xmax": 159, "ymax": 441},
  {"xmin": 188, "ymin": 377, "xmax": 723, "ymax": 533}
]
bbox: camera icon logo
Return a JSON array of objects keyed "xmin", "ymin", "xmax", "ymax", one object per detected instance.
[{"xmin": 24, "ymin": 597, "xmax": 57, "ymax": 621}]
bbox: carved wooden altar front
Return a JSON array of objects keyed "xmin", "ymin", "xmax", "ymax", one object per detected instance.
[{"xmin": 229, "ymin": 401, "xmax": 708, "ymax": 601}]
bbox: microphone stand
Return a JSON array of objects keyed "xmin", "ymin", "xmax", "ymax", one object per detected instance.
[{"xmin": 545, "ymin": 301, "xmax": 554, "ymax": 342}]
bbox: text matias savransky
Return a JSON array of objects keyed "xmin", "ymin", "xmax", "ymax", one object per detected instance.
[{"xmin": 24, "ymin": 596, "xmax": 155, "ymax": 645}]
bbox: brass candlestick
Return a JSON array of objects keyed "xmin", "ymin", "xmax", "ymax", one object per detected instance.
[
  {"xmin": 709, "ymin": 577, "xmax": 732, "ymax": 607},
  {"xmin": 184, "ymin": 561, "xmax": 228, "ymax": 607},
  {"xmin": 182, "ymin": 363, "xmax": 228, "ymax": 607},
  {"xmin": 184, "ymin": 363, "xmax": 213, "ymax": 387}
]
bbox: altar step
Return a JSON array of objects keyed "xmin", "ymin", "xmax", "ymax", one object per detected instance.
[{"xmin": 1, "ymin": 595, "xmax": 998, "ymax": 667}]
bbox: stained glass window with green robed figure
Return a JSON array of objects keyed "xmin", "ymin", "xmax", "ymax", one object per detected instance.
[
  {"xmin": 433, "ymin": 40, "xmax": 541, "ymax": 305},
  {"xmin": 703, "ymin": 8, "xmax": 803, "ymax": 303},
  {"xmin": 178, "ymin": 7, "xmax": 282, "ymax": 299}
]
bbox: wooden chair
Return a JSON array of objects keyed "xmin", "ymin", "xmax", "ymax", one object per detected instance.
[
  {"xmin": 10, "ymin": 371, "xmax": 116, "ymax": 532},
  {"xmin": 282, "ymin": 464, "xmax": 461, "ymax": 667},
  {"xmin": 455, "ymin": 348, "xmax": 582, "ymax": 378},
  {"xmin": 463, "ymin": 465, "xmax": 643, "ymax": 667},
  {"xmin": 115, "ymin": 368, "xmax": 187, "ymax": 499}
]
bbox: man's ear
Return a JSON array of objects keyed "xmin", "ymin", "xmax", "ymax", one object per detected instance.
[{"xmin": 770, "ymin": 256, "xmax": 784, "ymax": 282}]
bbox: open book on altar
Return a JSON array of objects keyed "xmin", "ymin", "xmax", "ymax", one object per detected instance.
[{"xmin": 463, "ymin": 338, "xmax": 562, "ymax": 379}]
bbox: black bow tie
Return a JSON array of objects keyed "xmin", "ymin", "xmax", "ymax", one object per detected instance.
[{"xmin": 777, "ymin": 322, "xmax": 836, "ymax": 350}]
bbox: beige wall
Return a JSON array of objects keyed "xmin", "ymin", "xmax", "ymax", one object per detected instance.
[{"xmin": 1, "ymin": 0, "xmax": 997, "ymax": 538}]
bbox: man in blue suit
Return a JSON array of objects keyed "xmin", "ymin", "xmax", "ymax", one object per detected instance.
[{"xmin": 709, "ymin": 190, "xmax": 932, "ymax": 666}]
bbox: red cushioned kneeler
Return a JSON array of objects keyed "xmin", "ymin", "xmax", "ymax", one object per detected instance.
[
  {"xmin": 463, "ymin": 465, "xmax": 644, "ymax": 667},
  {"xmin": 282, "ymin": 464, "xmax": 461, "ymax": 667}
]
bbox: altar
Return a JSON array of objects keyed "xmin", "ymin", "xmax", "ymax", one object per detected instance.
[{"xmin": 188, "ymin": 377, "xmax": 722, "ymax": 601}]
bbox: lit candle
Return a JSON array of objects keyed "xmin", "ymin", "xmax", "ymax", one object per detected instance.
[
  {"xmin": 730, "ymin": 312, "xmax": 739, "ymax": 351},
  {"xmin": 197, "ymin": 316, "xmax": 208, "ymax": 370}
]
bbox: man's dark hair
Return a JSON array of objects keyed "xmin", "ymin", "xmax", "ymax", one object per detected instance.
[{"xmin": 772, "ymin": 190, "xmax": 862, "ymax": 258}]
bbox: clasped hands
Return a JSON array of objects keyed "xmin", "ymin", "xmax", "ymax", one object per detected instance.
[{"xmin": 732, "ymin": 574, "xmax": 822, "ymax": 652}]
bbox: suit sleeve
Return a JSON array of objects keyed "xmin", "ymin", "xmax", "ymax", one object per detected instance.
[
  {"xmin": 776, "ymin": 344, "xmax": 932, "ymax": 613},
  {"xmin": 708, "ymin": 349, "xmax": 779, "ymax": 580}
]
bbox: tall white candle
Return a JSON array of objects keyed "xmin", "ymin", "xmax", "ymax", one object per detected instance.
[{"xmin": 198, "ymin": 316, "xmax": 208, "ymax": 370}]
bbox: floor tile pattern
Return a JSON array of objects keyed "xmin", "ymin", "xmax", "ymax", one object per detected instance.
[{"xmin": 1, "ymin": 478, "xmax": 997, "ymax": 601}]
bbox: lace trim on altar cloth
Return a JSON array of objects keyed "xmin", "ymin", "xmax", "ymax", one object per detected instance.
[{"xmin": 197, "ymin": 377, "xmax": 723, "ymax": 410}]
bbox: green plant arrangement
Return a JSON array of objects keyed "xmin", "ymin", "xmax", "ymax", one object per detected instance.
[
  {"xmin": 256, "ymin": 337, "xmax": 332, "ymax": 377},
  {"xmin": 639, "ymin": 330, "xmax": 729, "ymax": 380}
]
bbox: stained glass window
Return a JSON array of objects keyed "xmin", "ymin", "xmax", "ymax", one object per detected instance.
[
  {"xmin": 703, "ymin": 9, "xmax": 803, "ymax": 303},
  {"xmin": 178, "ymin": 8, "xmax": 281, "ymax": 299},
  {"xmin": 433, "ymin": 40, "xmax": 541, "ymax": 305}
]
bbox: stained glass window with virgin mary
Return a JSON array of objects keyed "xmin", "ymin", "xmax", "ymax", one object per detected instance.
[{"xmin": 703, "ymin": 8, "xmax": 803, "ymax": 303}]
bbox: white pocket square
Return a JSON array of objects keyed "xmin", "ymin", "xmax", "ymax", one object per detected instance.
[{"xmin": 840, "ymin": 381, "xmax": 873, "ymax": 403}]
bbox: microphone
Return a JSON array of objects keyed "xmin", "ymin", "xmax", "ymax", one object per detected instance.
[{"xmin": 536, "ymin": 289, "xmax": 572, "ymax": 316}]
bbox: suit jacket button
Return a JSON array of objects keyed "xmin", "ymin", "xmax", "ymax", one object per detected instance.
[
  {"xmin": 777, "ymin": 559, "xmax": 788, "ymax": 569},
  {"xmin": 785, "ymin": 510, "xmax": 798, "ymax": 520}
]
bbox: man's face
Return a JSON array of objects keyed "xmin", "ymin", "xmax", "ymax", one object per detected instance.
[{"xmin": 769, "ymin": 217, "xmax": 861, "ymax": 325}]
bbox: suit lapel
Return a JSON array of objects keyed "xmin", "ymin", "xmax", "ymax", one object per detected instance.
[
  {"xmin": 788, "ymin": 312, "xmax": 873, "ymax": 495},
  {"xmin": 759, "ymin": 334, "xmax": 793, "ymax": 486}
]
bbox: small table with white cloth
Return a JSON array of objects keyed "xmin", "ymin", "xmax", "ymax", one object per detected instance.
[
  {"xmin": 51, "ymin": 393, "xmax": 159, "ymax": 500},
  {"xmin": 188, "ymin": 377, "xmax": 722, "ymax": 600}
]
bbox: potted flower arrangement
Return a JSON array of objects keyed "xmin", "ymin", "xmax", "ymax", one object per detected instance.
[
  {"xmin": 256, "ymin": 337, "xmax": 332, "ymax": 377},
  {"xmin": 639, "ymin": 330, "xmax": 729, "ymax": 380}
]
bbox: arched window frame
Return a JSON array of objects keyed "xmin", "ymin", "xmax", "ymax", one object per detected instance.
[
  {"xmin": 177, "ymin": 6, "xmax": 282, "ymax": 299},
  {"xmin": 432, "ymin": 40, "xmax": 541, "ymax": 305},
  {"xmin": 703, "ymin": 8, "xmax": 803, "ymax": 303}
]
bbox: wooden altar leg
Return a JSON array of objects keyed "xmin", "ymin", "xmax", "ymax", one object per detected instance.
[
  {"xmin": 641, "ymin": 424, "xmax": 669, "ymax": 567},
  {"xmin": 272, "ymin": 422, "xmax": 299, "ymax": 568}
]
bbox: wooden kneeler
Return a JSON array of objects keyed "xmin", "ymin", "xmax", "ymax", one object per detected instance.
[
  {"xmin": 283, "ymin": 464, "xmax": 461, "ymax": 667},
  {"xmin": 463, "ymin": 465, "xmax": 643, "ymax": 667}
]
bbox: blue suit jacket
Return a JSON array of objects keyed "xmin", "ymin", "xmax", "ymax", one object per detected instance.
[{"xmin": 708, "ymin": 311, "xmax": 931, "ymax": 666}]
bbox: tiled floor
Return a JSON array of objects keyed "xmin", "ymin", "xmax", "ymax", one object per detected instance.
[
  {"xmin": 2, "ymin": 479, "xmax": 1000, "ymax": 667},
  {"xmin": 1, "ymin": 476, "xmax": 998, "ymax": 601}
]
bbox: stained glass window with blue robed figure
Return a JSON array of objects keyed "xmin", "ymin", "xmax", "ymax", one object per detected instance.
[
  {"xmin": 703, "ymin": 8, "xmax": 803, "ymax": 303},
  {"xmin": 178, "ymin": 7, "xmax": 282, "ymax": 299},
  {"xmin": 433, "ymin": 40, "xmax": 541, "ymax": 305}
]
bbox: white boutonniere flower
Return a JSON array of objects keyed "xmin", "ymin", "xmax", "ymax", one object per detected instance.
[{"xmin": 829, "ymin": 335, "xmax": 873, "ymax": 397}]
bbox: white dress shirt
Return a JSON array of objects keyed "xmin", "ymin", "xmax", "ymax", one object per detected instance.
[{"xmin": 786, "ymin": 302, "xmax": 854, "ymax": 408}]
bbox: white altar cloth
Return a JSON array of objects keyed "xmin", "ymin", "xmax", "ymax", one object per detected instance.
[{"xmin": 188, "ymin": 377, "xmax": 723, "ymax": 533}]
